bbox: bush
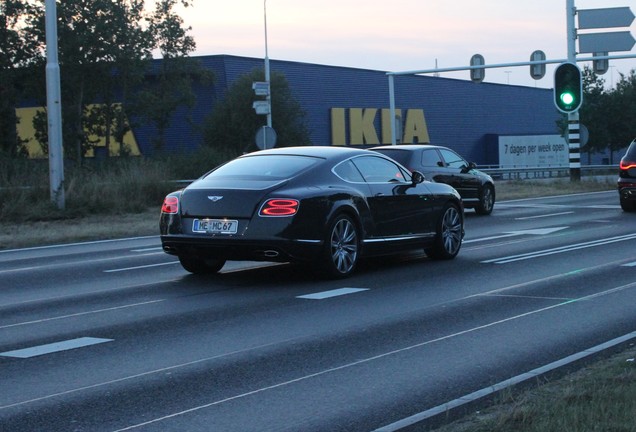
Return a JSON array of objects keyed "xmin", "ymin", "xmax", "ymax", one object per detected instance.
[{"xmin": 0, "ymin": 147, "xmax": 232, "ymax": 222}]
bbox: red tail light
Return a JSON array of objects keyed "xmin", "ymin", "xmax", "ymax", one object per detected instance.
[
  {"xmin": 161, "ymin": 196, "xmax": 179, "ymax": 214},
  {"xmin": 259, "ymin": 199, "xmax": 299, "ymax": 217},
  {"xmin": 620, "ymin": 160, "xmax": 636, "ymax": 170}
]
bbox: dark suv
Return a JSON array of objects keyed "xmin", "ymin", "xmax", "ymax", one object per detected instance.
[
  {"xmin": 372, "ymin": 144, "xmax": 495, "ymax": 215},
  {"xmin": 619, "ymin": 140, "xmax": 636, "ymax": 212}
]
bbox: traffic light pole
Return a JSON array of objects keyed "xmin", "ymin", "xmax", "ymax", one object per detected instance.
[
  {"xmin": 386, "ymin": 0, "xmax": 636, "ymax": 181},
  {"xmin": 567, "ymin": 115, "xmax": 581, "ymax": 181},
  {"xmin": 566, "ymin": 0, "xmax": 581, "ymax": 182}
]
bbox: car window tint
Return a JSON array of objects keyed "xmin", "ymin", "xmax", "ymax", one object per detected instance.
[
  {"xmin": 333, "ymin": 160, "xmax": 365, "ymax": 182},
  {"xmin": 439, "ymin": 148, "xmax": 467, "ymax": 169},
  {"xmin": 373, "ymin": 149, "xmax": 409, "ymax": 166},
  {"xmin": 421, "ymin": 149, "xmax": 443, "ymax": 167},
  {"xmin": 352, "ymin": 156, "xmax": 407, "ymax": 183},
  {"xmin": 205, "ymin": 155, "xmax": 320, "ymax": 180}
]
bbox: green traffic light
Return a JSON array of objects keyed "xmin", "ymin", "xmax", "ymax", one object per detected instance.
[
  {"xmin": 560, "ymin": 92, "xmax": 575, "ymax": 106},
  {"xmin": 554, "ymin": 63, "xmax": 582, "ymax": 113}
]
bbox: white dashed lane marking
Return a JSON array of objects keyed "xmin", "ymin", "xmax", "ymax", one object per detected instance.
[
  {"xmin": 0, "ymin": 337, "xmax": 113, "ymax": 359},
  {"xmin": 297, "ymin": 288, "xmax": 369, "ymax": 300}
]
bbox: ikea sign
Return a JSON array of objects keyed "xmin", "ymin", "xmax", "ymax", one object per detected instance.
[{"xmin": 330, "ymin": 108, "xmax": 430, "ymax": 146}]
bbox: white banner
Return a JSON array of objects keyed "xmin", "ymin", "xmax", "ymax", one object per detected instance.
[{"xmin": 499, "ymin": 135, "xmax": 568, "ymax": 168}]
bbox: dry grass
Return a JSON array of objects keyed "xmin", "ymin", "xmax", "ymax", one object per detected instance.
[
  {"xmin": 431, "ymin": 345, "xmax": 636, "ymax": 432},
  {"xmin": 494, "ymin": 177, "xmax": 616, "ymax": 200},
  {"xmin": 0, "ymin": 207, "xmax": 160, "ymax": 250},
  {"xmin": 0, "ymin": 178, "xmax": 617, "ymax": 250}
]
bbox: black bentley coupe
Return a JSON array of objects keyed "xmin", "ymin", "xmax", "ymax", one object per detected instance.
[{"xmin": 160, "ymin": 146, "xmax": 464, "ymax": 278}]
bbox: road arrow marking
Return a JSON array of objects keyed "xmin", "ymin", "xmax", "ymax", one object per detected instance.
[{"xmin": 482, "ymin": 233, "xmax": 636, "ymax": 264}]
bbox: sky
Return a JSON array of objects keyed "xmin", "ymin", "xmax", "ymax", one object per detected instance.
[{"xmin": 172, "ymin": 0, "xmax": 636, "ymax": 89}]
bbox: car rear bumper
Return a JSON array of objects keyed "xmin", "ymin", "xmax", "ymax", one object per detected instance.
[
  {"xmin": 160, "ymin": 234, "xmax": 323, "ymax": 263},
  {"xmin": 619, "ymin": 187, "xmax": 636, "ymax": 201},
  {"xmin": 618, "ymin": 181, "xmax": 636, "ymax": 202}
]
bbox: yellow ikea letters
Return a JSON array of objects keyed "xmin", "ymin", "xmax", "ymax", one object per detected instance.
[{"xmin": 331, "ymin": 108, "xmax": 430, "ymax": 146}]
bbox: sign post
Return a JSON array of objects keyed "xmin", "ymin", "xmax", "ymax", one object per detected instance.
[{"xmin": 570, "ymin": 2, "xmax": 635, "ymax": 180}]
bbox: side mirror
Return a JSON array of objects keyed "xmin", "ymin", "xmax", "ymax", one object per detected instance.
[
  {"xmin": 411, "ymin": 170, "xmax": 425, "ymax": 185},
  {"xmin": 461, "ymin": 161, "xmax": 476, "ymax": 173}
]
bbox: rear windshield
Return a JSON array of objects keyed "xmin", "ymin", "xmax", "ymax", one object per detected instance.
[
  {"xmin": 374, "ymin": 149, "xmax": 409, "ymax": 166},
  {"xmin": 204, "ymin": 155, "xmax": 321, "ymax": 181}
]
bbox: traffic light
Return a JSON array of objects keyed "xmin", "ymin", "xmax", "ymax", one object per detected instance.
[{"xmin": 554, "ymin": 63, "xmax": 582, "ymax": 113}]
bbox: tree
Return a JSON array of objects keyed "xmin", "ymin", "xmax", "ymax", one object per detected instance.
[
  {"xmin": 12, "ymin": 0, "xmax": 206, "ymax": 161},
  {"xmin": 577, "ymin": 67, "xmax": 636, "ymax": 163},
  {"xmin": 203, "ymin": 69, "xmax": 311, "ymax": 156},
  {"xmin": 135, "ymin": 0, "xmax": 210, "ymax": 151},
  {"xmin": 0, "ymin": 0, "xmax": 42, "ymax": 159},
  {"xmin": 579, "ymin": 66, "xmax": 610, "ymax": 159},
  {"xmin": 92, "ymin": 0, "xmax": 154, "ymax": 157},
  {"xmin": 22, "ymin": 0, "xmax": 157, "ymax": 162},
  {"xmin": 607, "ymin": 70, "xmax": 636, "ymax": 152}
]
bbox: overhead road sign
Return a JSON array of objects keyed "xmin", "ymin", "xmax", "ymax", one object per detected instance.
[
  {"xmin": 578, "ymin": 31, "xmax": 636, "ymax": 54},
  {"xmin": 578, "ymin": 7, "xmax": 635, "ymax": 30}
]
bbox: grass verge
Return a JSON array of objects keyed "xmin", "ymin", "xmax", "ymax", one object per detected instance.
[
  {"xmin": 0, "ymin": 177, "xmax": 618, "ymax": 250},
  {"xmin": 431, "ymin": 344, "xmax": 636, "ymax": 432}
]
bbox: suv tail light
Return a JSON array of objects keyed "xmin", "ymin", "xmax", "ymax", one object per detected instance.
[
  {"xmin": 161, "ymin": 196, "xmax": 179, "ymax": 214},
  {"xmin": 259, "ymin": 199, "xmax": 299, "ymax": 216},
  {"xmin": 620, "ymin": 160, "xmax": 636, "ymax": 170}
]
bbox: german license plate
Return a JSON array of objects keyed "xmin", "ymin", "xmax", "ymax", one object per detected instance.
[{"xmin": 192, "ymin": 219, "xmax": 238, "ymax": 234}]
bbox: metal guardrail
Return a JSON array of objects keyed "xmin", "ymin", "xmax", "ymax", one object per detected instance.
[
  {"xmin": 479, "ymin": 165, "xmax": 618, "ymax": 181},
  {"xmin": 168, "ymin": 165, "xmax": 619, "ymax": 186},
  {"xmin": 0, "ymin": 166, "xmax": 619, "ymax": 192}
]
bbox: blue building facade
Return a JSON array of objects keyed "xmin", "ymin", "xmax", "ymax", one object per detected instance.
[{"xmin": 132, "ymin": 54, "xmax": 562, "ymax": 166}]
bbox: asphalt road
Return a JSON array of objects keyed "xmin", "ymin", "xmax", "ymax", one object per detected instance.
[{"xmin": 1, "ymin": 190, "xmax": 635, "ymax": 432}]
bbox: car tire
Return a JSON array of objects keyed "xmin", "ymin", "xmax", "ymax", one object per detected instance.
[
  {"xmin": 319, "ymin": 214, "xmax": 359, "ymax": 279},
  {"xmin": 426, "ymin": 203, "xmax": 463, "ymax": 260},
  {"xmin": 620, "ymin": 198, "xmax": 636, "ymax": 212},
  {"xmin": 178, "ymin": 255, "xmax": 226, "ymax": 274},
  {"xmin": 475, "ymin": 184, "xmax": 495, "ymax": 215}
]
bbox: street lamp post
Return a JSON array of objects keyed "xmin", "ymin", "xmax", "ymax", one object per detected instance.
[
  {"xmin": 45, "ymin": 0, "xmax": 65, "ymax": 209},
  {"xmin": 263, "ymin": 0, "xmax": 272, "ymax": 128}
]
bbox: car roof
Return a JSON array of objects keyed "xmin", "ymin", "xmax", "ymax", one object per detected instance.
[
  {"xmin": 373, "ymin": 144, "xmax": 449, "ymax": 151},
  {"xmin": 242, "ymin": 145, "xmax": 383, "ymax": 161}
]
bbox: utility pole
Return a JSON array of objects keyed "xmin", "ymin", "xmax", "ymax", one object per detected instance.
[{"xmin": 45, "ymin": 0, "xmax": 65, "ymax": 208}]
